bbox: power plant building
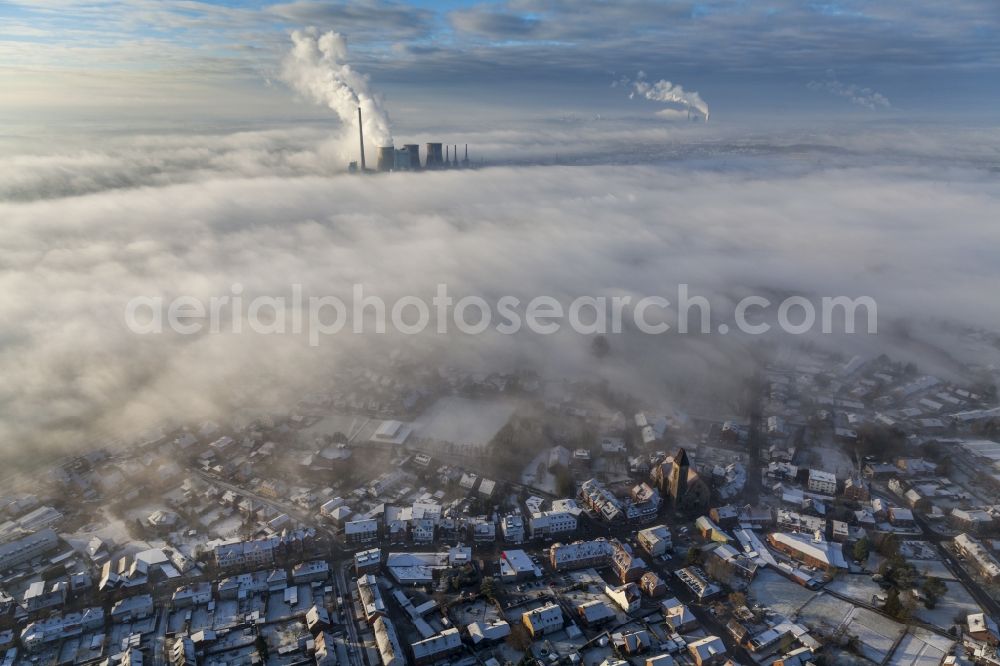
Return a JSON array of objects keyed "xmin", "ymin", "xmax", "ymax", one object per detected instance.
[{"xmin": 352, "ymin": 108, "xmax": 474, "ymax": 172}]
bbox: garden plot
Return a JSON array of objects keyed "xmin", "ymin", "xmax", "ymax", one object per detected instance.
[
  {"xmin": 887, "ymin": 628, "xmax": 953, "ymax": 666},
  {"xmin": 798, "ymin": 594, "xmax": 905, "ymax": 663},
  {"xmin": 842, "ymin": 607, "xmax": 907, "ymax": 663}
]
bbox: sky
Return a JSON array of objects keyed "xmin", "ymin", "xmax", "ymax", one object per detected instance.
[
  {"xmin": 2, "ymin": 0, "xmax": 999, "ymax": 126},
  {"xmin": 1, "ymin": 1, "xmax": 999, "ymax": 464}
]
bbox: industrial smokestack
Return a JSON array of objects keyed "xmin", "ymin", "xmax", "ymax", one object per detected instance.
[
  {"xmin": 453, "ymin": 145, "xmax": 458, "ymax": 167},
  {"xmin": 624, "ymin": 73, "xmax": 710, "ymax": 125},
  {"xmin": 463, "ymin": 144, "xmax": 469, "ymax": 168},
  {"xmin": 445, "ymin": 145, "xmax": 449, "ymax": 167},
  {"xmin": 357, "ymin": 107, "xmax": 366, "ymax": 171}
]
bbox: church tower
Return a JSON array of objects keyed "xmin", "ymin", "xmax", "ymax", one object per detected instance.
[{"xmin": 669, "ymin": 447, "xmax": 690, "ymax": 506}]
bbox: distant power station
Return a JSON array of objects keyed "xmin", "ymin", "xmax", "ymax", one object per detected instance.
[{"xmin": 349, "ymin": 107, "xmax": 476, "ymax": 174}]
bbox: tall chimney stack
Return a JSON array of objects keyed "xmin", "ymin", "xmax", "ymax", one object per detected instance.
[{"xmin": 357, "ymin": 107, "xmax": 366, "ymax": 171}]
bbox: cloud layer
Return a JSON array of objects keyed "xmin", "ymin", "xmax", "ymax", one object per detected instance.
[{"xmin": 1, "ymin": 122, "xmax": 999, "ymax": 462}]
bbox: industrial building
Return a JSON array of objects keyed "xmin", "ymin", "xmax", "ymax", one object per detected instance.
[{"xmin": 350, "ymin": 107, "xmax": 475, "ymax": 173}]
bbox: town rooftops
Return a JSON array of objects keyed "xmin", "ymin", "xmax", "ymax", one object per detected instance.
[
  {"xmin": 411, "ymin": 627, "xmax": 461, "ymax": 661},
  {"xmin": 468, "ymin": 620, "xmax": 511, "ymax": 644},
  {"xmin": 808, "ymin": 469, "xmax": 836, "ymax": 484},
  {"xmin": 688, "ymin": 635, "xmax": 727, "ymax": 661}
]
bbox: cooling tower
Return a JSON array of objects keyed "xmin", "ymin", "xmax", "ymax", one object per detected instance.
[
  {"xmin": 403, "ymin": 144, "xmax": 421, "ymax": 170},
  {"xmin": 376, "ymin": 145, "xmax": 395, "ymax": 172},
  {"xmin": 424, "ymin": 143, "xmax": 443, "ymax": 169}
]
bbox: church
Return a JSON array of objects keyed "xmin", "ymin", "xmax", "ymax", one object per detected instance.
[{"xmin": 651, "ymin": 448, "xmax": 711, "ymax": 515}]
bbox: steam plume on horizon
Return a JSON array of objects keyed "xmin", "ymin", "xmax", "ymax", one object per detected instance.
[
  {"xmin": 281, "ymin": 28, "xmax": 393, "ymax": 147},
  {"xmin": 808, "ymin": 71, "xmax": 891, "ymax": 110},
  {"xmin": 619, "ymin": 71, "xmax": 710, "ymax": 121}
]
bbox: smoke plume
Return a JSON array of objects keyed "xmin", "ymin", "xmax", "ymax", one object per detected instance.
[
  {"xmin": 281, "ymin": 28, "xmax": 393, "ymax": 146},
  {"xmin": 808, "ymin": 71, "xmax": 890, "ymax": 110},
  {"xmin": 620, "ymin": 71, "xmax": 710, "ymax": 121}
]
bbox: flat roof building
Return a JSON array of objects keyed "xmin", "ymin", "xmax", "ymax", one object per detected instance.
[{"xmin": 499, "ymin": 550, "xmax": 536, "ymax": 582}]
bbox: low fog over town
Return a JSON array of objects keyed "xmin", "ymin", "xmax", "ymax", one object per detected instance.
[{"xmin": 2, "ymin": 1, "xmax": 1000, "ymax": 666}]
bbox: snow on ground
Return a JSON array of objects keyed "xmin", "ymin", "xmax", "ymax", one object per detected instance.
[
  {"xmin": 907, "ymin": 558, "xmax": 955, "ymax": 581},
  {"xmin": 913, "ymin": 580, "xmax": 981, "ymax": 631},
  {"xmin": 199, "ymin": 508, "xmax": 222, "ymax": 526},
  {"xmin": 122, "ymin": 502, "xmax": 163, "ymax": 522},
  {"xmin": 901, "ymin": 541, "xmax": 939, "ymax": 560},
  {"xmin": 300, "ymin": 412, "xmax": 372, "ymax": 442},
  {"xmin": 209, "ymin": 514, "xmax": 245, "ymax": 539},
  {"xmin": 749, "ymin": 569, "xmax": 817, "ymax": 618},
  {"xmin": 888, "ymin": 628, "xmax": 954, "ymax": 666},
  {"xmin": 413, "ymin": 396, "xmax": 518, "ymax": 450},
  {"xmin": 843, "ymin": 607, "xmax": 907, "ymax": 663},
  {"xmin": 796, "ymin": 591, "xmax": 905, "ymax": 663},
  {"xmin": 65, "ymin": 508, "xmax": 156, "ymax": 555},
  {"xmin": 828, "ymin": 574, "xmax": 882, "ymax": 605},
  {"xmin": 798, "ymin": 592, "xmax": 856, "ymax": 630},
  {"xmin": 824, "ymin": 647, "xmax": 876, "ymax": 665},
  {"xmin": 801, "ymin": 435, "xmax": 855, "ymax": 478},
  {"xmin": 521, "ymin": 449, "xmax": 558, "ymax": 494}
]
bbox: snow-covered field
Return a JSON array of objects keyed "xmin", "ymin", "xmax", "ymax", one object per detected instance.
[
  {"xmin": 209, "ymin": 514, "xmax": 245, "ymax": 539},
  {"xmin": 913, "ymin": 580, "xmax": 981, "ymax": 631},
  {"xmin": 801, "ymin": 437, "xmax": 855, "ymax": 478},
  {"xmin": 796, "ymin": 592, "xmax": 904, "ymax": 662},
  {"xmin": 748, "ymin": 570, "xmax": 816, "ymax": 618},
  {"xmin": 65, "ymin": 508, "xmax": 159, "ymax": 556},
  {"xmin": 907, "ymin": 558, "xmax": 955, "ymax": 581},
  {"xmin": 521, "ymin": 449, "xmax": 559, "ymax": 494},
  {"xmin": 828, "ymin": 574, "xmax": 881, "ymax": 604},
  {"xmin": 413, "ymin": 396, "xmax": 518, "ymax": 450},
  {"xmin": 798, "ymin": 592, "xmax": 856, "ymax": 630}
]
